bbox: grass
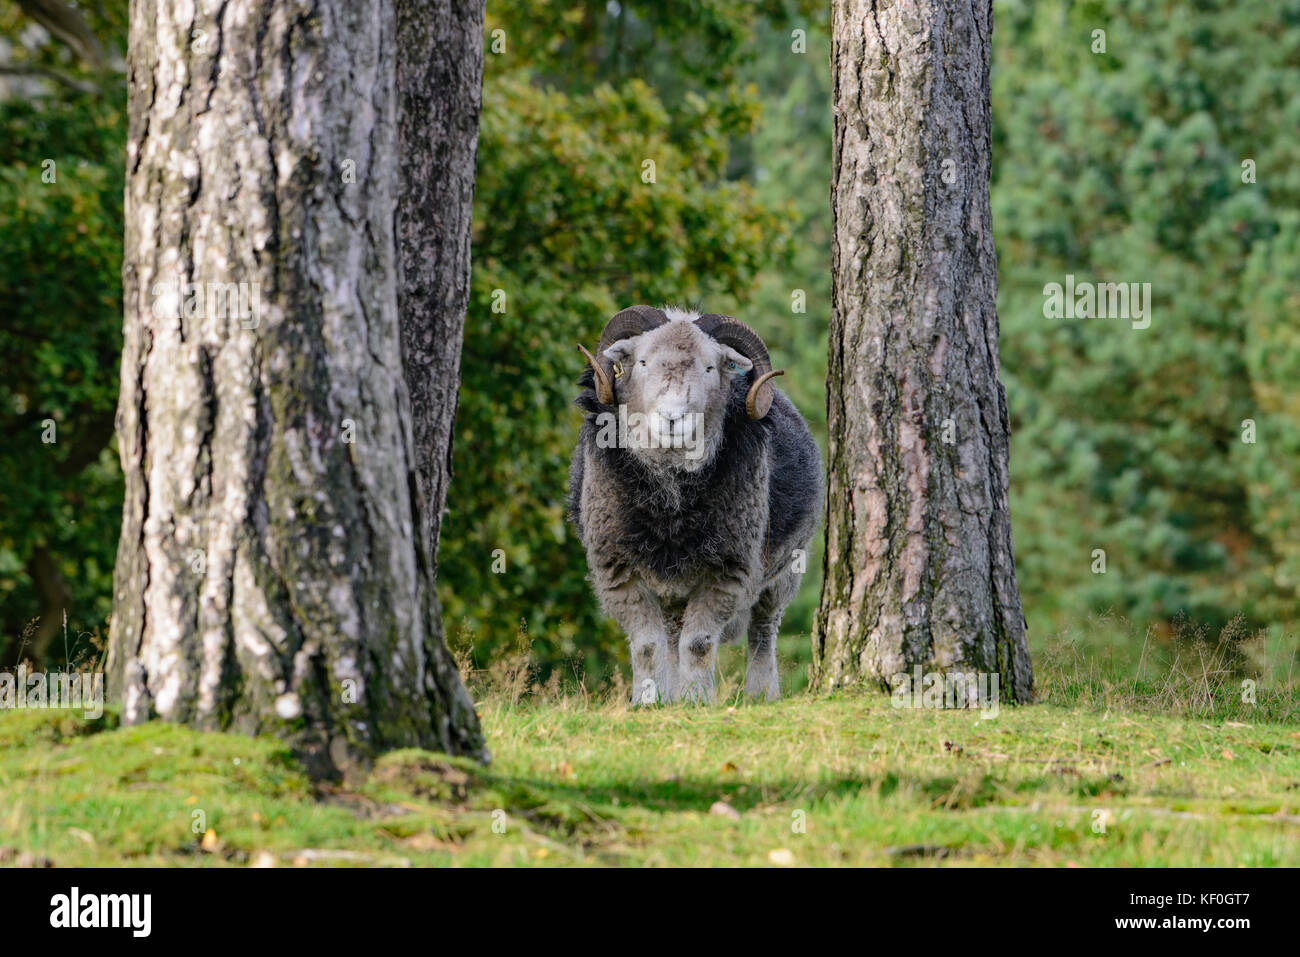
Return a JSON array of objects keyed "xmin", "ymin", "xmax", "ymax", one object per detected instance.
[{"xmin": 2, "ymin": 625, "xmax": 1299, "ymax": 868}]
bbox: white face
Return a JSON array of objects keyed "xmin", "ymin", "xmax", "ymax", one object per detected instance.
[{"xmin": 601, "ymin": 319, "xmax": 753, "ymax": 470}]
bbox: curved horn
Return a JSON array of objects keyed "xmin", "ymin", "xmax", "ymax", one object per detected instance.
[
  {"xmin": 746, "ymin": 369, "xmax": 785, "ymax": 419},
  {"xmin": 694, "ymin": 314, "xmax": 784, "ymax": 419},
  {"xmin": 578, "ymin": 305, "xmax": 667, "ymax": 405},
  {"xmin": 577, "ymin": 344, "xmax": 612, "ymax": 404}
]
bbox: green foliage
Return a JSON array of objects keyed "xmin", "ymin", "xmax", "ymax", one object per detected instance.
[
  {"xmin": 0, "ymin": 0, "xmax": 127, "ymax": 662},
  {"xmin": 991, "ymin": 0, "xmax": 1300, "ymax": 641},
  {"xmin": 1238, "ymin": 213, "xmax": 1300, "ymax": 617}
]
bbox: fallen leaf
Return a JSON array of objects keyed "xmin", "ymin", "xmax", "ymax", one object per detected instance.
[
  {"xmin": 1221, "ymin": 749, "xmax": 1235, "ymax": 760},
  {"xmin": 721, "ymin": 761, "xmax": 738, "ymax": 774},
  {"xmin": 200, "ymin": 828, "xmax": 219, "ymax": 852},
  {"xmin": 768, "ymin": 848, "xmax": 794, "ymax": 865},
  {"xmin": 251, "ymin": 851, "xmax": 276, "ymax": 868},
  {"xmin": 401, "ymin": 833, "xmax": 448, "ymax": 852},
  {"xmin": 709, "ymin": 800, "xmax": 741, "ymax": 820}
]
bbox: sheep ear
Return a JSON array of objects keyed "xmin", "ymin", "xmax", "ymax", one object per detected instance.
[
  {"xmin": 602, "ymin": 335, "xmax": 642, "ymax": 364},
  {"xmin": 719, "ymin": 346, "xmax": 753, "ymax": 374}
]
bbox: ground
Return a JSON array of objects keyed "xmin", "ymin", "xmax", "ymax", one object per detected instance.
[{"xmin": 2, "ymin": 638, "xmax": 1297, "ymax": 867}]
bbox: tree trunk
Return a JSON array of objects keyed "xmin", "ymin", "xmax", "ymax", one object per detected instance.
[
  {"xmin": 23, "ymin": 545, "xmax": 69, "ymax": 664},
  {"xmin": 108, "ymin": 0, "xmax": 486, "ymax": 772},
  {"xmin": 394, "ymin": 0, "xmax": 485, "ymax": 662},
  {"xmin": 813, "ymin": 0, "xmax": 1033, "ymax": 701}
]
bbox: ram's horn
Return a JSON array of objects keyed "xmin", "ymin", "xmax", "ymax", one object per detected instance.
[
  {"xmin": 745, "ymin": 369, "xmax": 785, "ymax": 419},
  {"xmin": 577, "ymin": 344, "xmax": 613, "ymax": 404},
  {"xmin": 693, "ymin": 314, "xmax": 784, "ymax": 419},
  {"xmin": 578, "ymin": 305, "xmax": 668, "ymax": 405}
]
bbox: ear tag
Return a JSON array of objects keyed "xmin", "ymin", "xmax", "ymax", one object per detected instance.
[{"xmin": 612, "ymin": 361, "xmax": 625, "ymax": 378}]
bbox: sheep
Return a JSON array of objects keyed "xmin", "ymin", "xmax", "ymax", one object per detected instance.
[{"xmin": 569, "ymin": 305, "xmax": 823, "ymax": 704}]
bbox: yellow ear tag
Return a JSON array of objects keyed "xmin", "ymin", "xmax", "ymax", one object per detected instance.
[{"xmin": 612, "ymin": 361, "xmax": 625, "ymax": 379}]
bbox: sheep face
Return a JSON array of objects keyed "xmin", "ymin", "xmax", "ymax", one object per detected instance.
[{"xmin": 601, "ymin": 319, "xmax": 753, "ymax": 472}]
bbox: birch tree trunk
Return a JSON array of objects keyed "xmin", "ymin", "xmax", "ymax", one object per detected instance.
[
  {"xmin": 108, "ymin": 0, "xmax": 486, "ymax": 772},
  {"xmin": 813, "ymin": 0, "xmax": 1034, "ymax": 702}
]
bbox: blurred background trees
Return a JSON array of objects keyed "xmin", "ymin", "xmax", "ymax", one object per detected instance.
[
  {"xmin": 0, "ymin": 0, "xmax": 124, "ymax": 665},
  {"xmin": 2, "ymin": 0, "xmax": 1297, "ymax": 684},
  {"xmin": 991, "ymin": 0, "xmax": 1300, "ymax": 657}
]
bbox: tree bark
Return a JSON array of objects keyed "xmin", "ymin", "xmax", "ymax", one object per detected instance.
[
  {"xmin": 813, "ymin": 0, "xmax": 1033, "ymax": 701},
  {"xmin": 394, "ymin": 0, "xmax": 484, "ymax": 661},
  {"xmin": 108, "ymin": 0, "xmax": 486, "ymax": 772}
]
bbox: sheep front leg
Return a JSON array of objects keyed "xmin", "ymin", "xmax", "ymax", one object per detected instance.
[
  {"xmin": 630, "ymin": 633, "xmax": 669, "ymax": 705},
  {"xmin": 678, "ymin": 634, "xmax": 716, "ymax": 704},
  {"xmin": 595, "ymin": 577, "xmax": 669, "ymax": 705},
  {"xmin": 678, "ymin": 585, "xmax": 743, "ymax": 705}
]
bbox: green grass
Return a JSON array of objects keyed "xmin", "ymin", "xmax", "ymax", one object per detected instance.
[{"xmin": 2, "ymin": 637, "xmax": 1298, "ymax": 867}]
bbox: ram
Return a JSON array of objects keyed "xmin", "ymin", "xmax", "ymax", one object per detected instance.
[{"xmin": 569, "ymin": 305, "xmax": 822, "ymax": 703}]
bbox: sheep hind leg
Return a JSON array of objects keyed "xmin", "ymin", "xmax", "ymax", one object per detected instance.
[{"xmin": 745, "ymin": 597, "xmax": 784, "ymax": 702}]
